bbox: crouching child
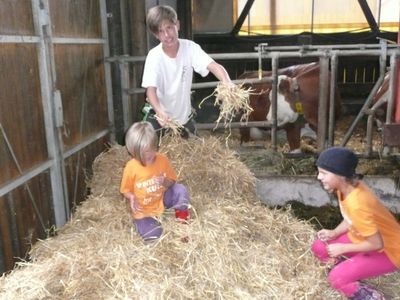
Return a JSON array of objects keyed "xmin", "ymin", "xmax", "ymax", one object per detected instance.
[{"xmin": 120, "ymin": 121, "xmax": 190, "ymax": 242}]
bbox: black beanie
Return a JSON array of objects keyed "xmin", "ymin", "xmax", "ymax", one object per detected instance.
[{"xmin": 316, "ymin": 147, "xmax": 358, "ymax": 178}]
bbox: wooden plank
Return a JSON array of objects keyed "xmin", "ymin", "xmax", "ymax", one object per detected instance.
[
  {"xmin": 0, "ymin": 1, "xmax": 34, "ymax": 35},
  {"xmin": 383, "ymin": 124, "xmax": 400, "ymax": 146},
  {"xmin": 0, "ymin": 196, "xmax": 14, "ymax": 272},
  {"xmin": 0, "ymin": 173, "xmax": 55, "ymax": 275},
  {"xmin": 0, "ymin": 44, "xmax": 48, "ymax": 185},
  {"xmin": 65, "ymin": 136, "xmax": 108, "ymax": 212},
  {"xmin": 49, "ymin": 0, "xmax": 101, "ymax": 38},
  {"xmin": 53, "ymin": 44, "xmax": 108, "ymax": 148},
  {"xmin": 6, "ymin": 194, "xmax": 21, "ymax": 259}
]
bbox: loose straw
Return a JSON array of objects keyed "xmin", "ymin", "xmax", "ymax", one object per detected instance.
[
  {"xmin": 154, "ymin": 115, "xmax": 184, "ymax": 137},
  {"xmin": 199, "ymin": 83, "xmax": 255, "ymax": 129}
]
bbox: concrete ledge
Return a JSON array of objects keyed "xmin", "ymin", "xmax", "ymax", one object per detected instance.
[{"xmin": 256, "ymin": 175, "xmax": 400, "ymax": 213}]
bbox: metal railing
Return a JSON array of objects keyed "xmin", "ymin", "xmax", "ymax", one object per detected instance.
[{"xmin": 107, "ymin": 41, "xmax": 400, "ymax": 155}]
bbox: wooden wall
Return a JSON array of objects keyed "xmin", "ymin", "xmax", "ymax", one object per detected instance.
[{"xmin": 0, "ymin": 0, "xmax": 112, "ymax": 274}]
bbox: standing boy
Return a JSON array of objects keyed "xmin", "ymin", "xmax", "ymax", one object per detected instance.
[{"xmin": 141, "ymin": 5, "xmax": 233, "ymax": 137}]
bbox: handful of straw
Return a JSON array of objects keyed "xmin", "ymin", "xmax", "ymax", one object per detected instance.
[
  {"xmin": 155, "ymin": 115, "xmax": 184, "ymax": 137},
  {"xmin": 199, "ymin": 83, "xmax": 254, "ymax": 129}
]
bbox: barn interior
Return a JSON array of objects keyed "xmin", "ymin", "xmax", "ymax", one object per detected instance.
[{"xmin": 1, "ymin": 0, "xmax": 400, "ymax": 298}]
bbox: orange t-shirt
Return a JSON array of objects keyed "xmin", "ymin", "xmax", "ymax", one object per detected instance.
[
  {"xmin": 120, "ymin": 153, "xmax": 177, "ymax": 220},
  {"xmin": 338, "ymin": 181, "xmax": 400, "ymax": 268}
]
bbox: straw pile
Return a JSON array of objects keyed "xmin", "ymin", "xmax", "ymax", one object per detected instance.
[{"xmin": 1, "ymin": 135, "xmax": 399, "ymax": 299}]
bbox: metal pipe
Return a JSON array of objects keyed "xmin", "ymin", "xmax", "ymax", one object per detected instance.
[
  {"xmin": 106, "ymin": 47, "xmax": 400, "ymax": 63},
  {"xmin": 365, "ymin": 94, "xmax": 388, "ymax": 155},
  {"xmin": 196, "ymin": 120, "xmax": 275, "ymax": 130},
  {"xmin": 317, "ymin": 55, "xmax": 330, "ymax": 151},
  {"xmin": 127, "ymin": 77, "xmax": 273, "ymax": 95},
  {"xmin": 32, "ymin": 0, "xmax": 69, "ymax": 227},
  {"xmin": 379, "ymin": 53, "xmax": 400, "ymax": 155},
  {"xmin": 231, "ymin": 0, "xmax": 255, "ymax": 35},
  {"xmin": 270, "ymin": 55, "xmax": 279, "ymax": 151},
  {"xmin": 328, "ymin": 53, "xmax": 338, "ymax": 146},
  {"xmin": 100, "ymin": 0, "xmax": 116, "ymax": 143},
  {"xmin": 254, "ymin": 43, "xmax": 399, "ymax": 51},
  {"xmin": 357, "ymin": 0, "xmax": 380, "ymax": 35},
  {"xmin": 311, "ymin": 0, "xmax": 315, "ymax": 33},
  {"xmin": 366, "ymin": 113, "xmax": 375, "ymax": 156},
  {"xmin": 387, "ymin": 53, "xmax": 398, "ymax": 124},
  {"xmin": 258, "ymin": 43, "xmax": 263, "ymax": 79}
]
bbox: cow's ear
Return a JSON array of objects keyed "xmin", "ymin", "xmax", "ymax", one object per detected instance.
[{"xmin": 278, "ymin": 77, "xmax": 290, "ymax": 94}]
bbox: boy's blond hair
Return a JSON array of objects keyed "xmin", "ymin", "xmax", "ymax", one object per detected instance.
[
  {"xmin": 146, "ymin": 5, "xmax": 177, "ymax": 35},
  {"xmin": 125, "ymin": 121, "xmax": 157, "ymax": 166}
]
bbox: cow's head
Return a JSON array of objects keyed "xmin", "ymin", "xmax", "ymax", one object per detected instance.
[
  {"xmin": 245, "ymin": 83, "xmax": 271, "ymax": 121},
  {"xmin": 277, "ymin": 75, "xmax": 304, "ymax": 116},
  {"xmin": 266, "ymin": 75, "xmax": 299, "ymax": 126},
  {"xmin": 278, "ymin": 76, "xmax": 298, "ymax": 101}
]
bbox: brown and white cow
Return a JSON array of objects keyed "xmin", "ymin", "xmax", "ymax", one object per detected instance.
[{"xmin": 238, "ymin": 62, "xmax": 342, "ymax": 152}]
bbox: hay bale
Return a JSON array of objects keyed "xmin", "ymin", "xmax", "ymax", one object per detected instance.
[{"xmin": 1, "ymin": 136, "xmax": 399, "ymax": 299}]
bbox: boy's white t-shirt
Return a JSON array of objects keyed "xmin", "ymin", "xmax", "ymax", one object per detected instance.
[{"xmin": 141, "ymin": 39, "xmax": 214, "ymax": 125}]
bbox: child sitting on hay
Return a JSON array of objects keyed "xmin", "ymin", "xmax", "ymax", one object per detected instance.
[
  {"xmin": 120, "ymin": 121, "xmax": 190, "ymax": 242},
  {"xmin": 312, "ymin": 147, "xmax": 400, "ymax": 300}
]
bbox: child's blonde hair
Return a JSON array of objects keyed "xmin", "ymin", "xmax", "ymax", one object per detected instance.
[
  {"xmin": 146, "ymin": 5, "xmax": 178, "ymax": 35},
  {"xmin": 125, "ymin": 121, "xmax": 157, "ymax": 166}
]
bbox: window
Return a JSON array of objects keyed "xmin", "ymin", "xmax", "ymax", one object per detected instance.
[{"xmin": 235, "ymin": 0, "xmax": 399, "ymax": 35}]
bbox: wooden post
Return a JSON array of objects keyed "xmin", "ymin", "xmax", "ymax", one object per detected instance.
[{"xmin": 128, "ymin": 0, "xmax": 147, "ymax": 122}]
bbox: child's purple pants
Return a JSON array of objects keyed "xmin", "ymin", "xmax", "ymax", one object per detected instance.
[
  {"xmin": 311, "ymin": 233, "xmax": 397, "ymax": 297},
  {"xmin": 134, "ymin": 183, "xmax": 189, "ymax": 241}
]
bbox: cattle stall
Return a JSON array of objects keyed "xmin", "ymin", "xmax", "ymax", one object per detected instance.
[
  {"xmin": 111, "ymin": 41, "xmax": 400, "ymax": 217},
  {"xmin": 112, "ymin": 41, "xmax": 400, "ymax": 155}
]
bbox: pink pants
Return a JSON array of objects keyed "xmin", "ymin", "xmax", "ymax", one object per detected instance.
[{"xmin": 311, "ymin": 233, "xmax": 397, "ymax": 297}]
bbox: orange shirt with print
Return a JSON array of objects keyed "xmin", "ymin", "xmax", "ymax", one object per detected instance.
[
  {"xmin": 338, "ymin": 182, "xmax": 400, "ymax": 268},
  {"xmin": 120, "ymin": 153, "xmax": 177, "ymax": 220}
]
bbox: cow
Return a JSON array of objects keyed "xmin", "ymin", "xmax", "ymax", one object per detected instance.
[{"xmin": 238, "ymin": 62, "xmax": 342, "ymax": 153}]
